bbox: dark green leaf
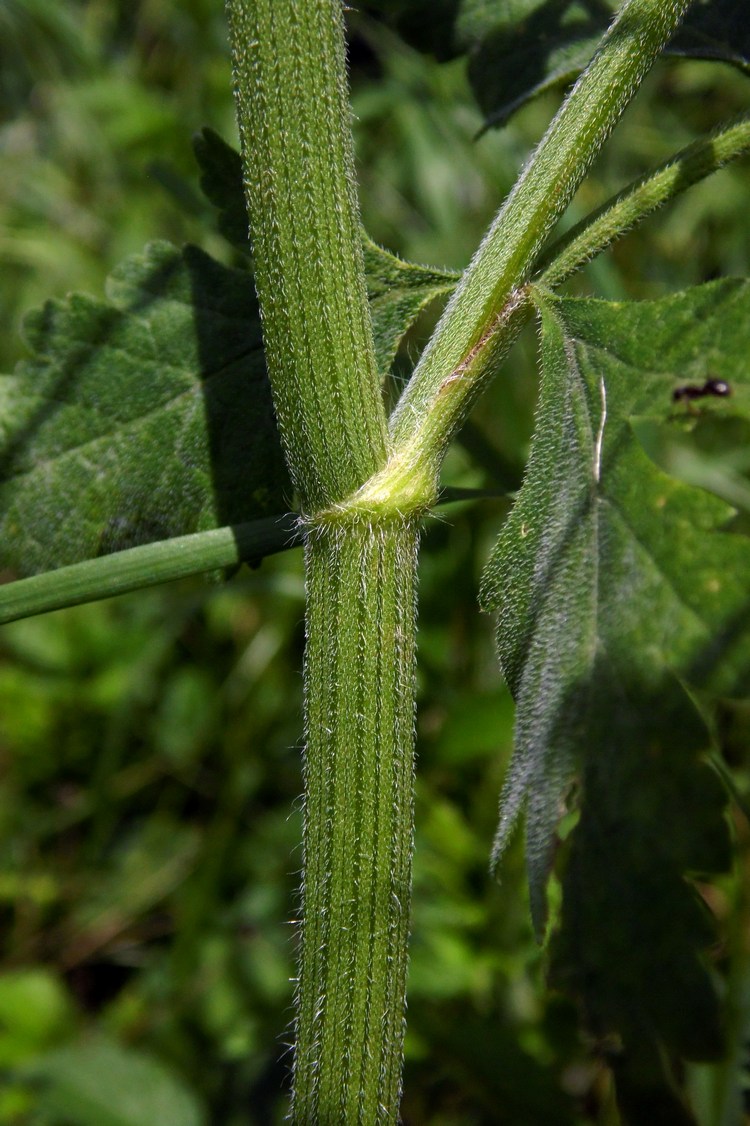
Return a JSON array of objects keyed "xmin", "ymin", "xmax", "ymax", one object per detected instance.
[
  {"xmin": 465, "ymin": 0, "xmax": 750, "ymax": 129},
  {"xmin": 0, "ymin": 240, "xmax": 290, "ymax": 577},
  {"xmin": 461, "ymin": 0, "xmax": 615, "ymax": 129},
  {"xmin": 671, "ymin": 0, "xmax": 750, "ymax": 70},
  {"xmin": 25, "ymin": 1035, "xmax": 206, "ymax": 1126},
  {"xmin": 193, "ymin": 129, "xmax": 458, "ymax": 380},
  {"xmin": 0, "ymin": 132, "xmax": 456, "ymax": 580},
  {"xmin": 192, "ymin": 128, "xmax": 252, "ymax": 255},
  {"xmin": 366, "ymin": 0, "xmax": 750, "ymax": 129},
  {"xmin": 479, "ymin": 281, "xmax": 750, "ymax": 1079},
  {"xmin": 362, "ymin": 235, "xmax": 457, "ymax": 379},
  {"xmin": 549, "ymin": 666, "xmax": 729, "ymax": 1100}
]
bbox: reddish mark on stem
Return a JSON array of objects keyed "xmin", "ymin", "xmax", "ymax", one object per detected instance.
[{"xmin": 437, "ymin": 285, "xmax": 530, "ymax": 395}]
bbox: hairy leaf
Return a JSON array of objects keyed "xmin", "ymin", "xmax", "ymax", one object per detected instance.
[
  {"xmin": 0, "ymin": 241, "xmax": 289, "ymax": 577},
  {"xmin": 479, "ymin": 281, "xmax": 750, "ymax": 1075},
  {"xmin": 361, "ymin": 0, "xmax": 750, "ymax": 128},
  {"xmin": 0, "ymin": 133, "xmax": 456, "ymax": 580},
  {"xmin": 194, "ymin": 128, "xmax": 458, "ymax": 380}
]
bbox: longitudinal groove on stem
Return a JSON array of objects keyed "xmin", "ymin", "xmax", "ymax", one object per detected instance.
[
  {"xmin": 295, "ymin": 521, "xmax": 419, "ymax": 1124},
  {"xmin": 226, "ymin": 0, "xmax": 388, "ymax": 511}
]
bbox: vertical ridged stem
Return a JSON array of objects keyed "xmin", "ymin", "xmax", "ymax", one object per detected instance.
[
  {"xmin": 296, "ymin": 519, "xmax": 419, "ymax": 1124},
  {"xmin": 226, "ymin": 0, "xmax": 388, "ymax": 511}
]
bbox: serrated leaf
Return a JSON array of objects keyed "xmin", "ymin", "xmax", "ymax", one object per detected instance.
[
  {"xmin": 361, "ymin": 235, "xmax": 457, "ymax": 379},
  {"xmin": 25, "ymin": 1035, "xmax": 205, "ymax": 1126},
  {"xmin": 0, "ymin": 240, "xmax": 289, "ymax": 577},
  {"xmin": 444, "ymin": 0, "xmax": 750, "ymax": 128},
  {"xmin": 479, "ymin": 281, "xmax": 750, "ymax": 1075},
  {"xmin": 193, "ymin": 128, "xmax": 458, "ymax": 380},
  {"xmin": 1, "ymin": 132, "xmax": 456, "ymax": 580}
]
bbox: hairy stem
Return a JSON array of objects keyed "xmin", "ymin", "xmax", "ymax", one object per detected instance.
[
  {"xmin": 296, "ymin": 519, "xmax": 419, "ymax": 1124},
  {"xmin": 387, "ymin": 0, "xmax": 692, "ymax": 487},
  {"xmin": 226, "ymin": 0, "xmax": 387, "ymax": 512},
  {"xmin": 537, "ymin": 114, "xmax": 750, "ymax": 288},
  {"xmin": 225, "ymin": 11, "xmax": 411, "ymax": 1111}
]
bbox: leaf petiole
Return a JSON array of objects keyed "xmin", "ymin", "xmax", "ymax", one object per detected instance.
[{"xmin": 0, "ymin": 514, "xmax": 300, "ymax": 625}]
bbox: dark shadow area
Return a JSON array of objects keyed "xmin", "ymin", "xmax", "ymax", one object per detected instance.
[
  {"xmin": 403, "ymin": 1000, "xmax": 580, "ymax": 1125},
  {"xmin": 466, "ymin": 0, "xmax": 750, "ymax": 133},
  {"xmin": 671, "ymin": 0, "xmax": 750, "ymax": 70},
  {"xmin": 545, "ymin": 655, "xmax": 735, "ymax": 1124},
  {"xmin": 150, "ymin": 242, "xmax": 290, "ymax": 535},
  {"xmin": 354, "ymin": 0, "xmax": 463, "ymax": 64},
  {"xmin": 468, "ymin": 0, "xmax": 614, "ymax": 129}
]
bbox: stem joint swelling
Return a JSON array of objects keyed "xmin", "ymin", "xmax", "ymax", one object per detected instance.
[
  {"xmin": 303, "ymin": 466, "xmax": 438, "ymax": 531},
  {"xmin": 226, "ymin": 0, "xmax": 696, "ymax": 1120}
]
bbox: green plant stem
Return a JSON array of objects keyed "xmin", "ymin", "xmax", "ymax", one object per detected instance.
[
  {"xmin": 384, "ymin": 0, "xmax": 692, "ymax": 495},
  {"xmin": 296, "ymin": 519, "xmax": 419, "ymax": 1125},
  {"xmin": 537, "ymin": 114, "xmax": 750, "ymax": 288},
  {"xmin": 226, "ymin": 0, "xmax": 387, "ymax": 512},
  {"xmin": 0, "ymin": 516, "xmax": 299, "ymax": 625},
  {"xmin": 226, "ymin": 5, "xmax": 420, "ymax": 1120},
  {"xmin": 333, "ymin": 296, "xmax": 532, "ymax": 520},
  {"xmin": 223, "ymin": 4, "xmax": 694, "ymax": 1123}
]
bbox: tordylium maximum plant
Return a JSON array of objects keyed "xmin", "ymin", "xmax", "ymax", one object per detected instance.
[{"xmin": 2, "ymin": 0, "xmax": 750, "ymax": 1121}]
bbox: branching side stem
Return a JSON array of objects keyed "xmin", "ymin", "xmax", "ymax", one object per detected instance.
[
  {"xmin": 222, "ymin": 2, "xmax": 695, "ymax": 1123},
  {"xmin": 537, "ymin": 114, "xmax": 750, "ymax": 288},
  {"xmin": 0, "ymin": 516, "xmax": 300, "ymax": 625},
  {"xmin": 387, "ymin": 0, "xmax": 693, "ymax": 488}
]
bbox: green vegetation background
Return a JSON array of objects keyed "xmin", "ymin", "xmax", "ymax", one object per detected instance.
[{"xmin": 1, "ymin": 2, "xmax": 749, "ymax": 1123}]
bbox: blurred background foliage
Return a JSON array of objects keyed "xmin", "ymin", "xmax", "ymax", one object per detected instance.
[{"xmin": 1, "ymin": 1, "xmax": 749, "ymax": 1122}]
